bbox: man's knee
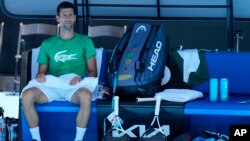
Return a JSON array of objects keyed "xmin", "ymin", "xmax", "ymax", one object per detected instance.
[
  {"xmin": 78, "ymin": 88, "xmax": 92, "ymax": 102},
  {"xmin": 21, "ymin": 87, "xmax": 46, "ymax": 105},
  {"xmin": 21, "ymin": 88, "xmax": 36, "ymax": 106}
]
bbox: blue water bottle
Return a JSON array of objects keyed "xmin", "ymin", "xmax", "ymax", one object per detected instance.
[
  {"xmin": 220, "ymin": 78, "xmax": 228, "ymax": 101},
  {"xmin": 210, "ymin": 78, "xmax": 218, "ymax": 102}
]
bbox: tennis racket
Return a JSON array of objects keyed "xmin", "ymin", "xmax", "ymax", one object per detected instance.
[
  {"xmin": 139, "ymin": 96, "xmax": 168, "ymax": 141},
  {"xmin": 103, "ymin": 96, "xmax": 130, "ymax": 141}
]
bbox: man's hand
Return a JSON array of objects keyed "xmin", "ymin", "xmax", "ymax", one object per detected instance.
[
  {"xmin": 36, "ymin": 74, "xmax": 46, "ymax": 83},
  {"xmin": 69, "ymin": 76, "xmax": 83, "ymax": 85}
]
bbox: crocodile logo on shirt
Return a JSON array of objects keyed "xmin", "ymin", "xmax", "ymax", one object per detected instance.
[{"xmin": 54, "ymin": 50, "xmax": 77, "ymax": 62}]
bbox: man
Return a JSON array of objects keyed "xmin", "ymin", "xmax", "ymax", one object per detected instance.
[{"xmin": 21, "ymin": 1, "xmax": 97, "ymax": 141}]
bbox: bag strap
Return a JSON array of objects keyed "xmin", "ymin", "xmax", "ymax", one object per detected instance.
[
  {"xmin": 109, "ymin": 28, "xmax": 132, "ymax": 73},
  {"xmin": 109, "ymin": 23, "xmax": 152, "ymax": 73},
  {"xmin": 135, "ymin": 25, "xmax": 158, "ymax": 71}
]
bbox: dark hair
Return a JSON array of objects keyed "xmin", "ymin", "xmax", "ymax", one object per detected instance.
[{"xmin": 57, "ymin": 1, "xmax": 76, "ymax": 15}]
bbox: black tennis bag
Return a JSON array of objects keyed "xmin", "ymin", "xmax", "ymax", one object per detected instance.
[{"xmin": 109, "ymin": 23, "xmax": 169, "ymax": 98}]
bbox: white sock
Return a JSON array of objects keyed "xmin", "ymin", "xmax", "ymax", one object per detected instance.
[
  {"xmin": 74, "ymin": 127, "xmax": 86, "ymax": 141},
  {"xmin": 29, "ymin": 127, "xmax": 41, "ymax": 141}
]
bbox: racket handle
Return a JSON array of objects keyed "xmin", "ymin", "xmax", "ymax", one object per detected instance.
[
  {"xmin": 114, "ymin": 96, "xmax": 119, "ymax": 116},
  {"xmin": 155, "ymin": 95, "xmax": 161, "ymax": 116},
  {"xmin": 136, "ymin": 97, "xmax": 156, "ymax": 102}
]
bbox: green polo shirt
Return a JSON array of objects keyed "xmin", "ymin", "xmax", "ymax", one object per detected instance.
[{"xmin": 38, "ymin": 33, "xmax": 96, "ymax": 77}]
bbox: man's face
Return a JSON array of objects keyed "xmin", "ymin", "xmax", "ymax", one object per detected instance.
[{"xmin": 56, "ymin": 8, "xmax": 76, "ymax": 30}]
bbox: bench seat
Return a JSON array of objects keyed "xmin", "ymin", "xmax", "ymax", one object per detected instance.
[
  {"xmin": 21, "ymin": 101, "xmax": 98, "ymax": 141},
  {"xmin": 21, "ymin": 51, "xmax": 250, "ymax": 140},
  {"xmin": 35, "ymin": 100, "xmax": 97, "ymax": 113},
  {"xmin": 184, "ymin": 95, "xmax": 250, "ymax": 116}
]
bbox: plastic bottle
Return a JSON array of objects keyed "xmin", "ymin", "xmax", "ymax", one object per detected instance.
[
  {"xmin": 209, "ymin": 78, "xmax": 218, "ymax": 102},
  {"xmin": 220, "ymin": 78, "xmax": 228, "ymax": 101}
]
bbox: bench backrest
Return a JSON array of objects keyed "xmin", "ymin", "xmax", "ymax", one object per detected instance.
[{"xmin": 193, "ymin": 52, "xmax": 250, "ymax": 95}]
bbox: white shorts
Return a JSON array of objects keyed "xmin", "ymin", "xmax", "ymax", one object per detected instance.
[
  {"xmin": 35, "ymin": 86, "xmax": 79, "ymax": 102},
  {"xmin": 20, "ymin": 74, "xmax": 99, "ymax": 102}
]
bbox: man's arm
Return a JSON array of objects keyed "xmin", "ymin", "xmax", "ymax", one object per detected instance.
[
  {"xmin": 86, "ymin": 56, "xmax": 97, "ymax": 77},
  {"xmin": 69, "ymin": 56, "xmax": 97, "ymax": 85},
  {"xmin": 36, "ymin": 64, "xmax": 48, "ymax": 82}
]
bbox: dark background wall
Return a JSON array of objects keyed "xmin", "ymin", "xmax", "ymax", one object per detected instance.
[
  {"xmin": 0, "ymin": 0, "xmax": 249, "ymax": 76},
  {"xmin": 0, "ymin": 1, "xmax": 56, "ymax": 75}
]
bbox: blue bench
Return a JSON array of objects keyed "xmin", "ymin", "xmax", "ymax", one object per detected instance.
[
  {"xmin": 184, "ymin": 52, "xmax": 250, "ymax": 136},
  {"xmin": 21, "ymin": 101, "xmax": 98, "ymax": 141},
  {"xmin": 21, "ymin": 51, "xmax": 250, "ymax": 140}
]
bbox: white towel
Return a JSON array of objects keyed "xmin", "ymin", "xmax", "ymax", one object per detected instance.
[
  {"xmin": 155, "ymin": 89, "xmax": 203, "ymax": 102},
  {"xmin": 31, "ymin": 47, "xmax": 40, "ymax": 80},
  {"xmin": 177, "ymin": 49, "xmax": 200, "ymax": 83},
  {"xmin": 21, "ymin": 73, "xmax": 98, "ymax": 101}
]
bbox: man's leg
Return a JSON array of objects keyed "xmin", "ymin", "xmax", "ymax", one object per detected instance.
[
  {"xmin": 70, "ymin": 87, "xmax": 92, "ymax": 141},
  {"xmin": 21, "ymin": 87, "xmax": 48, "ymax": 141}
]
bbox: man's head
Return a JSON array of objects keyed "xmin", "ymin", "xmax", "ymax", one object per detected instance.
[
  {"xmin": 56, "ymin": 1, "xmax": 76, "ymax": 31},
  {"xmin": 57, "ymin": 1, "xmax": 76, "ymax": 16}
]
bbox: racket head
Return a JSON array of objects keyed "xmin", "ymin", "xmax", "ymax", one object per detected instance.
[
  {"xmin": 139, "ymin": 128, "xmax": 167, "ymax": 141},
  {"xmin": 139, "ymin": 116, "xmax": 167, "ymax": 141},
  {"xmin": 103, "ymin": 128, "xmax": 130, "ymax": 141},
  {"xmin": 103, "ymin": 135, "xmax": 130, "ymax": 141}
]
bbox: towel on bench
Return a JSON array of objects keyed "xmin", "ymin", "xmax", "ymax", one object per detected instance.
[
  {"xmin": 170, "ymin": 50, "xmax": 209, "ymax": 87},
  {"xmin": 177, "ymin": 49, "xmax": 200, "ymax": 83},
  {"xmin": 156, "ymin": 89, "xmax": 203, "ymax": 102}
]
